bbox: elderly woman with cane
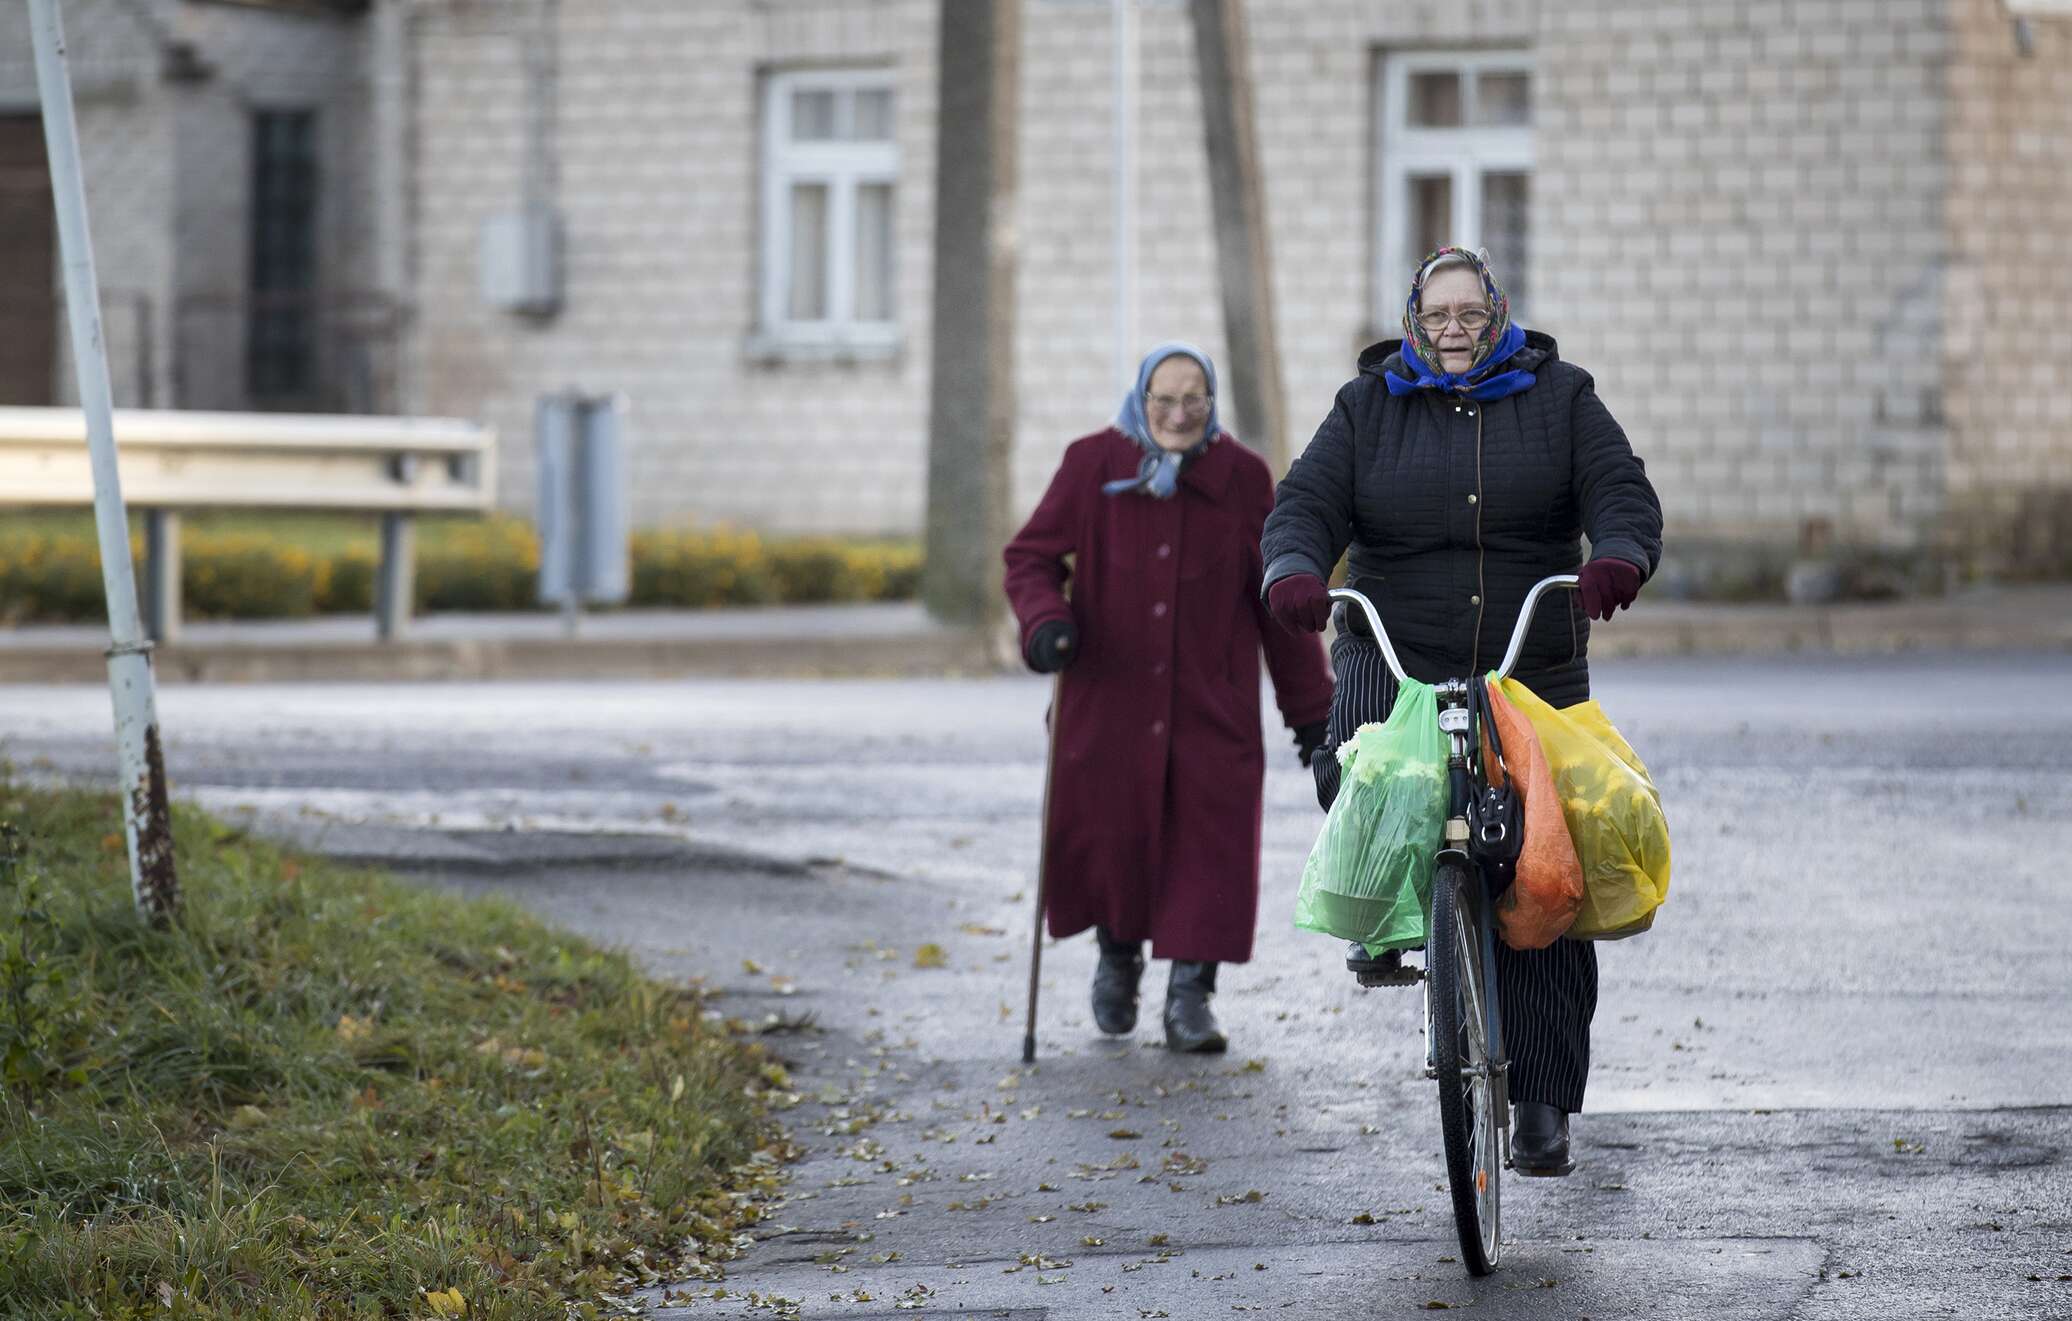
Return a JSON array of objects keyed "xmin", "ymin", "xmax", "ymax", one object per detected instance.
[
  {"xmin": 1004, "ymin": 342, "xmax": 1333, "ymax": 1053},
  {"xmin": 1261, "ymin": 248, "xmax": 1662, "ymax": 1173}
]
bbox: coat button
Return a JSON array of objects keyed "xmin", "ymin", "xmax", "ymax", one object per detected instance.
[
  {"xmin": 1471, "ymin": 594, "xmax": 1482, "ymax": 605},
  {"xmin": 1151, "ymin": 720, "xmax": 1166, "ymax": 737},
  {"xmin": 1467, "ymin": 493, "xmax": 1478, "ymax": 504},
  {"xmin": 1152, "ymin": 662, "xmax": 1167, "ymax": 677},
  {"xmin": 1156, "ymin": 543, "xmax": 1171, "ymax": 558},
  {"xmin": 1466, "ymin": 409, "xmax": 1477, "ymax": 417},
  {"xmin": 1152, "ymin": 601, "xmax": 1167, "ymax": 618}
]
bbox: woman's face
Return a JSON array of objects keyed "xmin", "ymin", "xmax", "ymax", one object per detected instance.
[
  {"xmin": 1418, "ymin": 266, "xmax": 1491, "ymax": 375},
  {"xmin": 1144, "ymin": 357, "xmax": 1211, "ymax": 452}
]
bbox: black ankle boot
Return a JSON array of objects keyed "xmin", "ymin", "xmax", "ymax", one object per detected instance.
[
  {"xmin": 1512, "ymin": 1102, "xmax": 1575, "ymax": 1177},
  {"xmin": 1091, "ymin": 929, "xmax": 1144, "ymax": 1035},
  {"xmin": 1162, "ymin": 961, "xmax": 1227, "ymax": 1053}
]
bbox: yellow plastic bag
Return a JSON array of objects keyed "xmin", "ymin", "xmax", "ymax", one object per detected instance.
[{"xmin": 1495, "ymin": 680, "xmax": 1671, "ymax": 940}]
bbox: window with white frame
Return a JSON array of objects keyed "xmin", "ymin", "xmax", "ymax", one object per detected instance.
[
  {"xmin": 760, "ymin": 69, "xmax": 899, "ymax": 347},
  {"xmin": 1375, "ymin": 51, "xmax": 1534, "ymax": 322}
]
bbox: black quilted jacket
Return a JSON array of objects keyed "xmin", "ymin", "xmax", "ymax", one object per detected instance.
[{"xmin": 1262, "ymin": 331, "xmax": 1663, "ymax": 709}]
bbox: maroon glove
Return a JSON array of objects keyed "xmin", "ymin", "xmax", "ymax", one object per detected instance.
[
  {"xmin": 1267, "ymin": 573, "xmax": 1332, "ymax": 634},
  {"xmin": 1577, "ymin": 557, "xmax": 1642, "ymax": 622}
]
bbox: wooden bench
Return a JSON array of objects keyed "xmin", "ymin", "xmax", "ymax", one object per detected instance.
[{"xmin": 0, "ymin": 406, "xmax": 498, "ymax": 641}]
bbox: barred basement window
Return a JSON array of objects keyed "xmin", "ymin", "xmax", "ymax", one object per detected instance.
[
  {"xmin": 1375, "ymin": 51, "xmax": 1534, "ymax": 320},
  {"xmin": 758, "ymin": 69, "xmax": 899, "ymax": 351}
]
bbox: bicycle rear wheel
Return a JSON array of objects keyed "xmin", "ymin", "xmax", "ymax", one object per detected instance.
[{"xmin": 1429, "ymin": 858, "xmax": 1501, "ymax": 1275}]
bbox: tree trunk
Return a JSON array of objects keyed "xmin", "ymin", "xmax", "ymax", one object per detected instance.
[
  {"xmin": 1189, "ymin": 0, "xmax": 1287, "ymax": 472},
  {"xmin": 923, "ymin": 0, "xmax": 1022, "ymax": 631}
]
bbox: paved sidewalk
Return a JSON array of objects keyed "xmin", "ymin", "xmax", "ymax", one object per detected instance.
[{"xmin": 0, "ymin": 585, "xmax": 2067, "ymax": 683}]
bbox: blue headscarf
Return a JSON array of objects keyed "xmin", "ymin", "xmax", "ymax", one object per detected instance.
[{"xmin": 1102, "ymin": 341, "xmax": 1221, "ymax": 499}]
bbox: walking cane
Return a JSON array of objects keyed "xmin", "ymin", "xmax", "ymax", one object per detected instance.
[{"xmin": 1022, "ymin": 667, "xmax": 1066, "ymax": 1064}]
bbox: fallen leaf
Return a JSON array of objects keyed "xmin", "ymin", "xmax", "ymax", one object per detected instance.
[
  {"xmin": 1351, "ymin": 1212, "xmax": 1377, "ymax": 1225},
  {"xmin": 1108, "ymin": 1128, "xmax": 1143, "ymax": 1140},
  {"xmin": 913, "ymin": 944, "xmax": 949, "ymax": 969}
]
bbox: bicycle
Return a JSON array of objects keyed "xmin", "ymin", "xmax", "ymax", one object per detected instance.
[{"xmin": 1326, "ymin": 572, "xmax": 1579, "ymax": 1277}]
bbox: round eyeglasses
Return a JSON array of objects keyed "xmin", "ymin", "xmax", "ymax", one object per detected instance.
[
  {"xmin": 1146, "ymin": 392, "xmax": 1212, "ymax": 418},
  {"xmin": 1416, "ymin": 307, "xmax": 1492, "ymax": 334}
]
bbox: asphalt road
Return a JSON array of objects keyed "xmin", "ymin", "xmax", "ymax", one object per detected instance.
[{"xmin": 1, "ymin": 651, "xmax": 2068, "ymax": 1319}]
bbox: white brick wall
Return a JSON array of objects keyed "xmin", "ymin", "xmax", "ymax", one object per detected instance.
[
  {"xmin": 1942, "ymin": 0, "xmax": 2072, "ymax": 575},
  {"xmin": 1537, "ymin": 0, "xmax": 1951, "ymax": 568},
  {"xmin": 368, "ymin": 0, "xmax": 2059, "ymax": 586},
  {"xmin": 408, "ymin": 0, "xmax": 939, "ymax": 534}
]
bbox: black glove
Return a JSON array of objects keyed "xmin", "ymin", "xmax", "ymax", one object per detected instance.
[
  {"xmin": 1025, "ymin": 618, "xmax": 1079, "ymax": 674},
  {"xmin": 1293, "ymin": 721, "xmax": 1329, "ymax": 769}
]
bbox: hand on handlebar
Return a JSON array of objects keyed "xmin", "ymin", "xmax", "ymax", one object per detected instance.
[
  {"xmin": 1577, "ymin": 558, "xmax": 1642, "ymax": 622},
  {"xmin": 1267, "ymin": 574, "xmax": 1333, "ymax": 634}
]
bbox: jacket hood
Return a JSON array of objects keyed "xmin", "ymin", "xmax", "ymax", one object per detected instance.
[{"xmin": 1358, "ymin": 328, "xmax": 1561, "ymax": 383}]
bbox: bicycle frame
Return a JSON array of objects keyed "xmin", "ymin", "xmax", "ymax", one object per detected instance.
[{"xmin": 1327, "ymin": 574, "xmax": 1580, "ymax": 1149}]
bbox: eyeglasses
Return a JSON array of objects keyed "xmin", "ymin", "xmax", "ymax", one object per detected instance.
[
  {"xmin": 1415, "ymin": 306, "xmax": 1492, "ymax": 333},
  {"xmin": 1146, "ymin": 392, "xmax": 1212, "ymax": 418}
]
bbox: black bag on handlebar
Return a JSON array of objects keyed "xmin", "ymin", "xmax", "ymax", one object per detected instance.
[{"xmin": 1465, "ymin": 679, "xmax": 1524, "ymax": 892}]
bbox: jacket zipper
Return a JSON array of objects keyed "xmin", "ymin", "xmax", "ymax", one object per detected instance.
[{"xmin": 1469, "ymin": 399, "xmax": 1487, "ymax": 675}]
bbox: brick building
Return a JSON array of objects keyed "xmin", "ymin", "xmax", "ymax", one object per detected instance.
[{"xmin": 3, "ymin": 0, "xmax": 2068, "ymax": 586}]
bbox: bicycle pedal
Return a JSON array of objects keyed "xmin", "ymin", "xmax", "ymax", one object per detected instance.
[{"xmin": 1355, "ymin": 966, "xmax": 1424, "ymax": 988}]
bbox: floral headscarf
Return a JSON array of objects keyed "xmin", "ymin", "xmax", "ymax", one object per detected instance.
[
  {"xmin": 1401, "ymin": 245, "xmax": 1514, "ymax": 372},
  {"xmin": 1384, "ymin": 246, "xmax": 1536, "ymax": 402}
]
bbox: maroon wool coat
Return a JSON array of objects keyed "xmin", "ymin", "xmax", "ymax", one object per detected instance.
[{"xmin": 1002, "ymin": 428, "xmax": 1333, "ymax": 964}]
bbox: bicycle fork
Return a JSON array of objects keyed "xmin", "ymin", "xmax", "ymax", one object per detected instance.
[{"xmin": 1420, "ymin": 679, "xmax": 1514, "ymax": 1153}]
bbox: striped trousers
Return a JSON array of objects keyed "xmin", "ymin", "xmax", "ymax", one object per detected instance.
[{"xmin": 1315, "ymin": 631, "xmax": 1597, "ymax": 1113}]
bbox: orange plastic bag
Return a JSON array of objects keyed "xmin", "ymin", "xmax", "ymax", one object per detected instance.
[
  {"xmin": 1496, "ymin": 679, "xmax": 1672, "ymax": 941},
  {"xmin": 1479, "ymin": 678, "xmax": 1585, "ymax": 950}
]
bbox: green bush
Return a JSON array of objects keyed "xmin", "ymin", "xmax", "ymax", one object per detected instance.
[
  {"xmin": 416, "ymin": 516, "xmax": 542, "ymax": 613},
  {"xmin": 0, "ymin": 533, "xmax": 106, "ymax": 624},
  {"xmin": 181, "ymin": 533, "xmax": 320, "ymax": 619},
  {"xmin": 317, "ymin": 543, "xmax": 377, "ymax": 614},
  {"xmin": 0, "ymin": 516, "xmax": 921, "ymax": 621},
  {"xmin": 628, "ymin": 526, "xmax": 780, "ymax": 607},
  {"xmin": 764, "ymin": 538, "xmax": 926, "ymax": 603}
]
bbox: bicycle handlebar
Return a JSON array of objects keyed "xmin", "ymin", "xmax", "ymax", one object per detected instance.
[{"xmin": 1327, "ymin": 574, "xmax": 1581, "ymax": 686}]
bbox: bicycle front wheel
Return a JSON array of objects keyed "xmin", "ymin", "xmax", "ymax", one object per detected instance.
[{"xmin": 1429, "ymin": 858, "xmax": 1501, "ymax": 1275}]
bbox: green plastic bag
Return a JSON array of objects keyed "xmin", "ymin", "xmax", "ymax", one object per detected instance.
[{"xmin": 1293, "ymin": 679, "xmax": 1447, "ymax": 952}]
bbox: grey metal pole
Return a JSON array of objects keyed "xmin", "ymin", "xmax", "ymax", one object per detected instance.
[
  {"xmin": 29, "ymin": 0, "xmax": 179, "ymax": 923},
  {"xmin": 1112, "ymin": 0, "xmax": 1138, "ymax": 390}
]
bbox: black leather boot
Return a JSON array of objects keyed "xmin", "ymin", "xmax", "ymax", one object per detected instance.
[
  {"xmin": 1512, "ymin": 1101, "xmax": 1575, "ymax": 1177},
  {"xmin": 1162, "ymin": 961, "xmax": 1228, "ymax": 1053},
  {"xmin": 1090, "ymin": 929, "xmax": 1144, "ymax": 1036}
]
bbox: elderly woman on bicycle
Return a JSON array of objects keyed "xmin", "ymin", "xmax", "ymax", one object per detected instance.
[{"xmin": 1260, "ymin": 246, "xmax": 1662, "ymax": 1177}]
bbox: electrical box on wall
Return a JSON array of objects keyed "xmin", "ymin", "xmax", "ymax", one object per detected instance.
[{"xmin": 479, "ymin": 207, "xmax": 562, "ymax": 316}]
